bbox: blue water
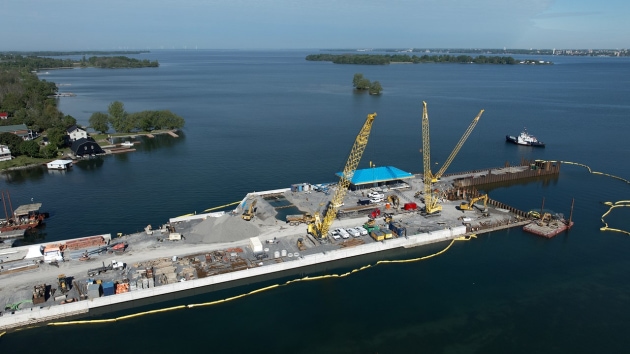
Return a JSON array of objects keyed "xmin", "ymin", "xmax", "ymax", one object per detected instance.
[{"xmin": 2, "ymin": 51, "xmax": 630, "ymax": 353}]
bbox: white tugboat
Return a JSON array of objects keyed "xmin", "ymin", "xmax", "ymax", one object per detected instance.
[{"xmin": 506, "ymin": 128, "xmax": 545, "ymax": 147}]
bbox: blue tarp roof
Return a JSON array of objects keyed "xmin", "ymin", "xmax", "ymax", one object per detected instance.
[{"xmin": 335, "ymin": 166, "xmax": 414, "ymax": 186}]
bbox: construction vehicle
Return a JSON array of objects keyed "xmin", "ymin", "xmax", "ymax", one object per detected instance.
[
  {"xmin": 87, "ymin": 260, "xmax": 125, "ymax": 277},
  {"xmin": 383, "ymin": 213, "xmax": 394, "ymax": 223},
  {"xmin": 387, "ymin": 195, "xmax": 400, "ymax": 209},
  {"xmin": 308, "ymin": 113, "xmax": 377, "ymax": 239},
  {"xmin": 242, "ymin": 199, "xmax": 257, "ymax": 221},
  {"xmin": 421, "ymin": 101, "xmax": 484, "ymax": 214},
  {"xmin": 58, "ymin": 274, "xmax": 68, "ymax": 294},
  {"xmin": 459, "ymin": 194, "xmax": 488, "ymax": 211},
  {"xmin": 297, "ymin": 238, "xmax": 307, "ymax": 251},
  {"xmin": 286, "ymin": 213, "xmax": 316, "ymax": 226}
]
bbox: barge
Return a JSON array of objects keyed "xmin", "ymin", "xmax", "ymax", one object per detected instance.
[{"xmin": 0, "ymin": 167, "xmax": 545, "ymax": 332}]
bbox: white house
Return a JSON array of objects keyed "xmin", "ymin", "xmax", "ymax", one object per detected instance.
[
  {"xmin": 0, "ymin": 145, "xmax": 12, "ymax": 161},
  {"xmin": 66, "ymin": 125, "xmax": 88, "ymax": 142}
]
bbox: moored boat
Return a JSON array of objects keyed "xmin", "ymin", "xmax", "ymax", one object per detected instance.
[{"xmin": 506, "ymin": 128, "xmax": 545, "ymax": 147}]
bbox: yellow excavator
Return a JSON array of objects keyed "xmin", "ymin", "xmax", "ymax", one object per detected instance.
[
  {"xmin": 308, "ymin": 113, "xmax": 377, "ymax": 239},
  {"xmin": 242, "ymin": 199, "xmax": 257, "ymax": 221},
  {"xmin": 459, "ymin": 194, "xmax": 488, "ymax": 211},
  {"xmin": 387, "ymin": 195, "xmax": 399, "ymax": 209}
]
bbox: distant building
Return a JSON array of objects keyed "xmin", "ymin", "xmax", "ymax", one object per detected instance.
[
  {"xmin": 70, "ymin": 137, "xmax": 104, "ymax": 157},
  {"xmin": 66, "ymin": 125, "xmax": 88, "ymax": 142},
  {"xmin": 0, "ymin": 145, "xmax": 12, "ymax": 161},
  {"xmin": 0, "ymin": 112, "xmax": 8, "ymax": 120},
  {"xmin": 0, "ymin": 124, "xmax": 33, "ymax": 140}
]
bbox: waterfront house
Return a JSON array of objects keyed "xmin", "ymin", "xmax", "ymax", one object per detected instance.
[
  {"xmin": 0, "ymin": 112, "xmax": 8, "ymax": 120},
  {"xmin": 66, "ymin": 125, "xmax": 88, "ymax": 142},
  {"xmin": 70, "ymin": 137, "xmax": 104, "ymax": 157},
  {"xmin": 0, "ymin": 124, "xmax": 31, "ymax": 140},
  {"xmin": 0, "ymin": 145, "xmax": 12, "ymax": 161}
]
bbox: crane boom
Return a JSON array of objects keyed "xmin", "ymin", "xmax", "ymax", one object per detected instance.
[
  {"xmin": 421, "ymin": 102, "xmax": 441, "ymax": 214},
  {"xmin": 309, "ymin": 112, "xmax": 377, "ymax": 238},
  {"xmin": 432, "ymin": 109, "xmax": 484, "ymax": 181}
]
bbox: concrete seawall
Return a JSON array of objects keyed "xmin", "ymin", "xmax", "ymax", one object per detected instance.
[{"xmin": 0, "ymin": 226, "xmax": 466, "ymax": 331}]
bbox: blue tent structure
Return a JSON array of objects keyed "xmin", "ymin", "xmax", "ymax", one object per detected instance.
[{"xmin": 335, "ymin": 166, "xmax": 414, "ymax": 189}]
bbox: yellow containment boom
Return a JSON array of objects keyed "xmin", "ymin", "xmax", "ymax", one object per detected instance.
[{"xmin": 308, "ymin": 112, "xmax": 377, "ymax": 238}]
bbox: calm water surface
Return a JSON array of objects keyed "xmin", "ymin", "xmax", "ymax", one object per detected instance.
[{"xmin": 2, "ymin": 51, "xmax": 630, "ymax": 353}]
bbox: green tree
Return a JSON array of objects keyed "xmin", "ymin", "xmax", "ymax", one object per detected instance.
[
  {"xmin": 356, "ymin": 78, "xmax": 371, "ymax": 90},
  {"xmin": 352, "ymin": 73, "xmax": 364, "ymax": 88},
  {"xmin": 46, "ymin": 127, "xmax": 66, "ymax": 148},
  {"xmin": 369, "ymin": 81, "xmax": 383, "ymax": 95},
  {"xmin": 0, "ymin": 132, "xmax": 23, "ymax": 155},
  {"xmin": 20, "ymin": 140, "xmax": 40, "ymax": 157},
  {"xmin": 89, "ymin": 112, "xmax": 110, "ymax": 133},
  {"xmin": 108, "ymin": 101, "xmax": 127, "ymax": 132},
  {"xmin": 62, "ymin": 115, "xmax": 77, "ymax": 128},
  {"xmin": 41, "ymin": 143, "xmax": 58, "ymax": 158}
]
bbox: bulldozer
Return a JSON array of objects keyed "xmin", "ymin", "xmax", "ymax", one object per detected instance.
[
  {"xmin": 242, "ymin": 199, "xmax": 257, "ymax": 221},
  {"xmin": 459, "ymin": 194, "xmax": 488, "ymax": 212}
]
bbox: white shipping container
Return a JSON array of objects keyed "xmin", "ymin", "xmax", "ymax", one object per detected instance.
[{"xmin": 250, "ymin": 237, "xmax": 263, "ymax": 253}]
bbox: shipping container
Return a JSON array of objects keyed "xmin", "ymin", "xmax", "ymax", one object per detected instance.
[
  {"xmin": 102, "ymin": 281, "xmax": 115, "ymax": 296},
  {"xmin": 87, "ymin": 283, "xmax": 101, "ymax": 299},
  {"xmin": 389, "ymin": 222, "xmax": 407, "ymax": 237},
  {"xmin": 381, "ymin": 228, "xmax": 393, "ymax": 239},
  {"xmin": 370, "ymin": 230, "xmax": 385, "ymax": 241},
  {"xmin": 249, "ymin": 237, "xmax": 263, "ymax": 253}
]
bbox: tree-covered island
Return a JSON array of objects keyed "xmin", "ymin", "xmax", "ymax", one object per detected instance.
[
  {"xmin": 0, "ymin": 53, "xmax": 159, "ymax": 71},
  {"xmin": 306, "ymin": 53, "xmax": 552, "ymax": 65}
]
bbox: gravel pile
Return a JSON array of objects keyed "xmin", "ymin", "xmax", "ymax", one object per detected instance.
[{"xmin": 186, "ymin": 196, "xmax": 279, "ymax": 243}]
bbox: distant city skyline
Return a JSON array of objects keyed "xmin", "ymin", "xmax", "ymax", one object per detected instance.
[{"xmin": 3, "ymin": 0, "xmax": 628, "ymax": 51}]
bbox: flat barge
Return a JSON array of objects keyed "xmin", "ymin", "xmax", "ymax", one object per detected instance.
[{"xmin": 0, "ymin": 167, "xmax": 559, "ymax": 332}]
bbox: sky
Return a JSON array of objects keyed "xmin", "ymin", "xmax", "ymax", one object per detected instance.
[{"xmin": 2, "ymin": 0, "xmax": 628, "ymax": 50}]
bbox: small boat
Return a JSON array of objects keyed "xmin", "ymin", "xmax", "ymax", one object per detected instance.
[
  {"xmin": 506, "ymin": 129, "xmax": 545, "ymax": 147},
  {"xmin": 120, "ymin": 141, "xmax": 134, "ymax": 147}
]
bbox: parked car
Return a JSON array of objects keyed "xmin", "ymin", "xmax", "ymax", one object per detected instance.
[
  {"xmin": 330, "ymin": 231, "xmax": 341, "ymax": 240},
  {"xmin": 356, "ymin": 226, "xmax": 368, "ymax": 236},
  {"xmin": 368, "ymin": 191, "xmax": 385, "ymax": 199},
  {"xmin": 346, "ymin": 228, "xmax": 360, "ymax": 237},
  {"xmin": 370, "ymin": 197, "xmax": 384, "ymax": 204},
  {"xmin": 335, "ymin": 228, "xmax": 350, "ymax": 239}
]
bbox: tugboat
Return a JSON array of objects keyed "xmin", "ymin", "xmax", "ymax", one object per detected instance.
[{"xmin": 506, "ymin": 128, "xmax": 545, "ymax": 147}]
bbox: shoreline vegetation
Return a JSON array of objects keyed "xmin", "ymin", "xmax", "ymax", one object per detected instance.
[
  {"xmin": 306, "ymin": 53, "xmax": 552, "ymax": 65},
  {"xmin": 0, "ymin": 53, "xmax": 158, "ymax": 71},
  {"xmin": 0, "ymin": 51, "xmax": 183, "ymax": 172}
]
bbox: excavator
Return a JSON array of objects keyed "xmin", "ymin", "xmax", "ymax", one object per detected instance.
[
  {"xmin": 459, "ymin": 194, "xmax": 488, "ymax": 211},
  {"xmin": 242, "ymin": 199, "xmax": 257, "ymax": 221},
  {"xmin": 308, "ymin": 113, "xmax": 377, "ymax": 239},
  {"xmin": 421, "ymin": 101, "xmax": 484, "ymax": 215},
  {"xmin": 387, "ymin": 195, "xmax": 399, "ymax": 209}
]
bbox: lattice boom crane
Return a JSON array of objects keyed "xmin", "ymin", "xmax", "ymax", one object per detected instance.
[{"xmin": 308, "ymin": 112, "xmax": 377, "ymax": 238}]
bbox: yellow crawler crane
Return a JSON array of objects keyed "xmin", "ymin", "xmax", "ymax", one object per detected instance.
[
  {"xmin": 308, "ymin": 112, "xmax": 377, "ymax": 238},
  {"xmin": 421, "ymin": 101, "xmax": 484, "ymax": 214}
]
